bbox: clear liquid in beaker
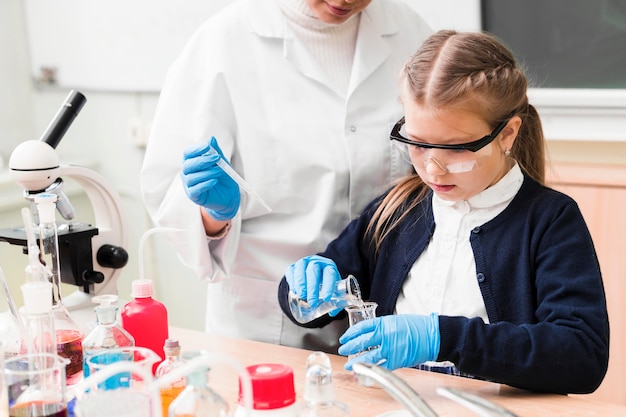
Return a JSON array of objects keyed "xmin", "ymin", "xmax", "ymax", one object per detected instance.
[{"xmin": 288, "ymin": 275, "xmax": 363, "ymax": 324}]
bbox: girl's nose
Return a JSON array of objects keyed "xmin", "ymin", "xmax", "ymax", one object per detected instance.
[{"xmin": 424, "ymin": 157, "xmax": 448, "ymax": 176}]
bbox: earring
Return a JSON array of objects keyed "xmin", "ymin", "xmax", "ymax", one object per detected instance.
[{"xmin": 504, "ymin": 149, "xmax": 511, "ymax": 157}]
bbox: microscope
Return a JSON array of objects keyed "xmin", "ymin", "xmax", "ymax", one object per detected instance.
[{"xmin": 0, "ymin": 90, "xmax": 129, "ymax": 316}]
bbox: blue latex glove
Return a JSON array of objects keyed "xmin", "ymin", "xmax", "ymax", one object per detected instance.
[
  {"xmin": 284, "ymin": 255, "xmax": 343, "ymax": 315},
  {"xmin": 338, "ymin": 313, "xmax": 440, "ymax": 371},
  {"xmin": 181, "ymin": 136, "xmax": 240, "ymax": 221}
]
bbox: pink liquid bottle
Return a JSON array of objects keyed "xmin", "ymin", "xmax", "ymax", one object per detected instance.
[{"xmin": 121, "ymin": 278, "xmax": 168, "ymax": 374}]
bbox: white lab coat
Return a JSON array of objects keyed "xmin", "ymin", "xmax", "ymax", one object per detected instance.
[{"xmin": 140, "ymin": 0, "xmax": 431, "ymax": 351}]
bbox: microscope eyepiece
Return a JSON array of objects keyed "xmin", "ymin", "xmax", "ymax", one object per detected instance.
[{"xmin": 39, "ymin": 90, "xmax": 87, "ymax": 149}]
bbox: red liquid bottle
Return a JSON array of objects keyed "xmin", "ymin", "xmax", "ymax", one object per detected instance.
[{"xmin": 121, "ymin": 279, "xmax": 168, "ymax": 374}]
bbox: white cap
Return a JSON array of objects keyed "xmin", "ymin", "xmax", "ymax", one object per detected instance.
[
  {"xmin": 34, "ymin": 193, "xmax": 57, "ymax": 224},
  {"xmin": 131, "ymin": 279, "xmax": 154, "ymax": 298},
  {"xmin": 21, "ymin": 281, "xmax": 53, "ymax": 314}
]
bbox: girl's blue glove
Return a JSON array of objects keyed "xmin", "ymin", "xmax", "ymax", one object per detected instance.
[
  {"xmin": 284, "ymin": 255, "xmax": 343, "ymax": 315},
  {"xmin": 181, "ymin": 136, "xmax": 240, "ymax": 221},
  {"xmin": 338, "ymin": 313, "xmax": 440, "ymax": 371}
]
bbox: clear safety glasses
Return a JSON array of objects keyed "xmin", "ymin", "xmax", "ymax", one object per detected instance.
[{"xmin": 390, "ymin": 117, "xmax": 509, "ymax": 174}]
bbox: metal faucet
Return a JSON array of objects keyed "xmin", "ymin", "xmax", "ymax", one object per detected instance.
[
  {"xmin": 352, "ymin": 362, "xmax": 438, "ymax": 417},
  {"xmin": 352, "ymin": 363, "xmax": 519, "ymax": 417}
]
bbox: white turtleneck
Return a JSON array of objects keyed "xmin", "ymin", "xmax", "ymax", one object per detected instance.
[{"xmin": 276, "ymin": 0, "xmax": 360, "ymax": 95}]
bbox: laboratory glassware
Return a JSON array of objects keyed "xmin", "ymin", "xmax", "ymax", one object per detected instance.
[
  {"xmin": 298, "ymin": 352, "xmax": 348, "ymax": 417},
  {"xmin": 0, "ymin": 341, "xmax": 7, "ymax": 417},
  {"xmin": 85, "ymin": 346, "xmax": 159, "ymax": 391},
  {"xmin": 20, "ymin": 280, "xmax": 56, "ymax": 356},
  {"xmin": 168, "ymin": 351, "xmax": 229, "ymax": 417},
  {"xmin": 0, "ymin": 266, "xmax": 23, "ymax": 359},
  {"xmin": 33, "ymin": 193, "xmax": 86, "ymax": 384},
  {"xmin": 288, "ymin": 275, "xmax": 362, "ymax": 324},
  {"xmin": 205, "ymin": 146, "xmax": 272, "ymax": 213},
  {"xmin": 155, "ymin": 339, "xmax": 186, "ymax": 417},
  {"xmin": 81, "ymin": 294, "xmax": 134, "ymax": 380},
  {"xmin": 4, "ymin": 352, "xmax": 70, "ymax": 417},
  {"xmin": 74, "ymin": 360, "xmax": 160, "ymax": 417},
  {"xmin": 121, "ymin": 279, "xmax": 168, "ymax": 374},
  {"xmin": 345, "ymin": 301, "xmax": 378, "ymax": 386}
]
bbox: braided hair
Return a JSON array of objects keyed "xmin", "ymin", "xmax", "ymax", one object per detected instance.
[{"xmin": 366, "ymin": 30, "xmax": 546, "ymax": 254}]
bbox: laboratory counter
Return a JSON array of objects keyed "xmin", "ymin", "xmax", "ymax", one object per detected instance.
[{"xmin": 169, "ymin": 326, "xmax": 626, "ymax": 417}]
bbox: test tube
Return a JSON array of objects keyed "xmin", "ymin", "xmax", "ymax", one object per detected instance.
[{"xmin": 206, "ymin": 148, "xmax": 272, "ymax": 213}]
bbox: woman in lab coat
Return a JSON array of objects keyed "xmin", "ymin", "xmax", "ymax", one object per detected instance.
[{"xmin": 140, "ymin": 0, "xmax": 431, "ymax": 351}]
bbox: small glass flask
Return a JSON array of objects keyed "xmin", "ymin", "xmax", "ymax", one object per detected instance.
[
  {"xmin": 298, "ymin": 352, "xmax": 349, "ymax": 417},
  {"xmin": 288, "ymin": 275, "xmax": 362, "ymax": 324},
  {"xmin": 168, "ymin": 351, "xmax": 229, "ymax": 417},
  {"xmin": 82, "ymin": 294, "xmax": 135, "ymax": 378},
  {"xmin": 155, "ymin": 339, "xmax": 187, "ymax": 417}
]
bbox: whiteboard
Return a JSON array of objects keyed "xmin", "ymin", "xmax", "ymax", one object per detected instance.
[{"xmin": 23, "ymin": 0, "xmax": 233, "ymax": 92}]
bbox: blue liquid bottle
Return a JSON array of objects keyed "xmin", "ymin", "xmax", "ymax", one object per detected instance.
[{"xmin": 82, "ymin": 294, "xmax": 134, "ymax": 387}]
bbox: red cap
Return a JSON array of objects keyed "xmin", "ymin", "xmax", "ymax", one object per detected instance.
[{"xmin": 238, "ymin": 364, "xmax": 295, "ymax": 410}]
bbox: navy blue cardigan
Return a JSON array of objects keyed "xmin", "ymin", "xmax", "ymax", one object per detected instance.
[{"xmin": 278, "ymin": 176, "xmax": 609, "ymax": 394}]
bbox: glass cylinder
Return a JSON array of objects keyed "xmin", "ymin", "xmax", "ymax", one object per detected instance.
[{"xmin": 34, "ymin": 193, "xmax": 85, "ymax": 385}]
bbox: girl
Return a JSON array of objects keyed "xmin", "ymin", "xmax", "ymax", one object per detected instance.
[{"xmin": 278, "ymin": 30, "xmax": 609, "ymax": 394}]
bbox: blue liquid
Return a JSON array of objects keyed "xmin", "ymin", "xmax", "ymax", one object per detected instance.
[{"xmin": 83, "ymin": 350, "xmax": 132, "ymax": 390}]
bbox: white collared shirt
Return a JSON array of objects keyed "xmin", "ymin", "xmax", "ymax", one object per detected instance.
[{"xmin": 395, "ymin": 164, "xmax": 524, "ymax": 323}]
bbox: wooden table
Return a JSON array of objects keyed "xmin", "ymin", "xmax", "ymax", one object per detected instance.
[{"xmin": 170, "ymin": 327, "xmax": 626, "ymax": 416}]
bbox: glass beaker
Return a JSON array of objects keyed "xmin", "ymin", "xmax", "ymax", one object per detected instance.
[
  {"xmin": 345, "ymin": 301, "xmax": 378, "ymax": 327},
  {"xmin": 85, "ymin": 347, "xmax": 160, "ymax": 390},
  {"xmin": 3, "ymin": 352, "xmax": 70, "ymax": 417},
  {"xmin": 1, "ymin": 341, "xmax": 7, "ymax": 417},
  {"xmin": 74, "ymin": 360, "xmax": 160, "ymax": 417},
  {"xmin": 345, "ymin": 301, "xmax": 378, "ymax": 387},
  {"xmin": 288, "ymin": 275, "xmax": 362, "ymax": 324}
]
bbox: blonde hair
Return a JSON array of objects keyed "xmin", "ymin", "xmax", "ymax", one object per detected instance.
[{"xmin": 366, "ymin": 30, "xmax": 546, "ymax": 254}]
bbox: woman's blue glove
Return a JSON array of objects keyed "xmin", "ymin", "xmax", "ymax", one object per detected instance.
[
  {"xmin": 284, "ymin": 255, "xmax": 343, "ymax": 315},
  {"xmin": 338, "ymin": 313, "xmax": 440, "ymax": 371},
  {"xmin": 181, "ymin": 136, "xmax": 240, "ymax": 221}
]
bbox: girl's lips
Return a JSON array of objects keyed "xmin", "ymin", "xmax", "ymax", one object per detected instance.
[
  {"xmin": 429, "ymin": 183, "xmax": 455, "ymax": 193},
  {"xmin": 325, "ymin": 3, "xmax": 352, "ymax": 16}
]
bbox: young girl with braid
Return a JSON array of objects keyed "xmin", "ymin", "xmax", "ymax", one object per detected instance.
[{"xmin": 278, "ymin": 30, "xmax": 609, "ymax": 394}]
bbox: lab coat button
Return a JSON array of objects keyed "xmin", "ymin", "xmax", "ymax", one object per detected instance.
[
  {"xmin": 477, "ymin": 273, "xmax": 485, "ymax": 283},
  {"xmin": 472, "ymin": 226, "xmax": 481, "ymax": 233},
  {"xmin": 350, "ymin": 125, "xmax": 357, "ymax": 132}
]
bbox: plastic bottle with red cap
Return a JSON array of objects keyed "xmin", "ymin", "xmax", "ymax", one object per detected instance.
[
  {"xmin": 121, "ymin": 278, "xmax": 168, "ymax": 374},
  {"xmin": 234, "ymin": 363, "xmax": 300, "ymax": 417}
]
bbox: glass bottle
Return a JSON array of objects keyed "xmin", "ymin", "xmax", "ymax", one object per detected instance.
[
  {"xmin": 82, "ymin": 294, "xmax": 135, "ymax": 378},
  {"xmin": 0, "ymin": 338, "xmax": 7, "ymax": 417},
  {"xmin": 0, "ymin": 266, "xmax": 23, "ymax": 359},
  {"xmin": 20, "ymin": 279, "xmax": 56, "ymax": 356},
  {"xmin": 156, "ymin": 339, "xmax": 187, "ymax": 417},
  {"xmin": 298, "ymin": 352, "xmax": 349, "ymax": 417},
  {"xmin": 288, "ymin": 275, "xmax": 362, "ymax": 324},
  {"xmin": 34, "ymin": 193, "xmax": 85, "ymax": 385},
  {"xmin": 168, "ymin": 351, "xmax": 229, "ymax": 417}
]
